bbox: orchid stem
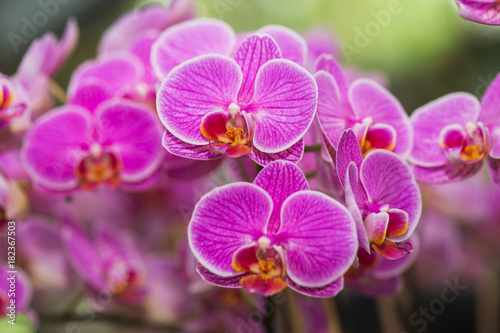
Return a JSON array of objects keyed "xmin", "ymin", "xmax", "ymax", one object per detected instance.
[
  {"xmin": 305, "ymin": 170, "xmax": 318, "ymax": 179},
  {"xmin": 323, "ymin": 298, "xmax": 344, "ymax": 333},
  {"xmin": 236, "ymin": 157, "xmax": 251, "ymax": 182},
  {"xmin": 49, "ymin": 79, "xmax": 67, "ymax": 104},
  {"xmin": 377, "ymin": 296, "xmax": 404, "ymax": 333},
  {"xmin": 476, "ymin": 265, "xmax": 499, "ymax": 333},
  {"xmin": 304, "ymin": 144, "xmax": 322, "ymax": 152},
  {"xmin": 285, "ymin": 289, "xmax": 307, "ymax": 333}
]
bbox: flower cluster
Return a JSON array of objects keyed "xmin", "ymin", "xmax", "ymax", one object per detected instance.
[{"xmin": 0, "ymin": 1, "xmax": 499, "ymax": 331}]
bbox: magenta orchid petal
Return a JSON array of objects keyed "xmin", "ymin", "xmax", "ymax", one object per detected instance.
[
  {"xmin": 21, "ymin": 106, "xmax": 93, "ymax": 191},
  {"xmin": 234, "ymin": 34, "xmax": 282, "ymax": 105},
  {"xmin": 487, "ymin": 157, "xmax": 500, "ymax": 186},
  {"xmin": 360, "ymin": 150, "xmax": 421, "ymax": 242},
  {"xmin": 286, "ymin": 276, "xmax": 344, "ymax": 298},
  {"xmin": 95, "ymin": 101, "xmax": 165, "ymax": 183},
  {"xmin": 344, "ymin": 162, "xmax": 370, "ymax": 252},
  {"xmin": 336, "ymin": 129, "xmax": 363, "ymax": 189},
  {"xmin": 348, "ymin": 79, "xmax": 412, "ymax": 157},
  {"xmin": 248, "ymin": 59, "xmax": 317, "ymax": 153},
  {"xmin": 254, "ymin": 160, "xmax": 309, "ymax": 234},
  {"xmin": 480, "ymin": 73, "xmax": 500, "ymax": 158},
  {"xmin": 412, "ymin": 161, "xmax": 484, "ymax": 184},
  {"xmin": 61, "ymin": 218, "xmax": 106, "ymax": 290},
  {"xmin": 151, "ymin": 18, "xmax": 236, "ymax": 79},
  {"xmin": 456, "ymin": 0, "xmax": 500, "ymax": 25},
  {"xmin": 69, "ymin": 80, "xmax": 112, "ymax": 113},
  {"xmin": 410, "ymin": 92, "xmax": 481, "ymax": 167},
  {"xmin": 249, "ymin": 139, "xmax": 305, "ymax": 166},
  {"xmin": 314, "ymin": 54, "xmax": 349, "ymax": 98},
  {"xmin": 162, "ymin": 128, "xmax": 220, "ymax": 160},
  {"xmin": 188, "ymin": 183, "xmax": 272, "ymax": 277},
  {"xmin": 315, "ymin": 70, "xmax": 351, "ymax": 148},
  {"xmin": 196, "ymin": 263, "xmax": 248, "ymax": 288},
  {"xmin": 16, "ymin": 18, "xmax": 78, "ymax": 80},
  {"xmin": 258, "ymin": 25, "xmax": 307, "ymax": 66},
  {"xmin": 157, "ymin": 55, "xmax": 242, "ymax": 145},
  {"xmin": 98, "ymin": 2, "xmax": 194, "ymax": 54},
  {"xmin": 68, "ymin": 52, "xmax": 144, "ymax": 99},
  {"xmin": 278, "ymin": 191, "xmax": 357, "ymax": 287}
]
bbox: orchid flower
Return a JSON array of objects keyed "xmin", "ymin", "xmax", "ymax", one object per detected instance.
[
  {"xmin": 14, "ymin": 19, "xmax": 78, "ymax": 115},
  {"xmin": 61, "ymin": 219, "xmax": 148, "ymax": 303},
  {"xmin": 67, "ymin": 52, "xmax": 153, "ymax": 110},
  {"xmin": 336, "ymin": 129, "xmax": 422, "ymax": 260},
  {"xmin": 410, "ymin": 74, "xmax": 500, "ymax": 185},
  {"xmin": 0, "ymin": 75, "xmax": 29, "ymax": 132},
  {"xmin": 157, "ymin": 33, "xmax": 317, "ymax": 166},
  {"xmin": 315, "ymin": 55, "xmax": 412, "ymax": 157},
  {"xmin": 189, "ymin": 161, "xmax": 358, "ymax": 297},
  {"xmin": 21, "ymin": 101, "xmax": 165, "ymax": 192},
  {"xmin": 456, "ymin": 0, "xmax": 500, "ymax": 25}
]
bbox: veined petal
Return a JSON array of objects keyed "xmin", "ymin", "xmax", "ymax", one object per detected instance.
[
  {"xmin": 249, "ymin": 139, "xmax": 304, "ymax": 166},
  {"xmin": 278, "ymin": 191, "xmax": 357, "ymax": 287},
  {"xmin": 411, "ymin": 161, "xmax": 483, "ymax": 184},
  {"xmin": 21, "ymin": 106, "xmax": 93, "ymax": 191},
  {"xmin": 196, "ymin": 263, "xmax": 247, "ymax": 288},
  {"xmin": 315, "ymin": 70, "xmax": 352, "ymax": 149},
  {"xmin": 151, "ymin": 18, "xmax": 236, "ymax": 79},
  {"xmin": 480, "ymin": 72, "xmax": 500, "ymax": 128},
  {"xmin": 254, "ymin": 161, "xmax": 309, "ymax": 234},
  {"xmin": 258, "ymin": 25, "xmax": 307, "ymax": 66},
  {"xmin": 410, "ymin": 93, "xmax": 480, "ymax": 167},
  {"xmin": 336, "ymin": 129, "xmax": 363, "ymax": 189},
  {"xmin": 344, "ymin": 163, "xmax": 370, "ymax": 252},
  {"xmin": 348, "ymin": 79, "xmax": 412, "ymax": 157},
  {"xmin": 188, "ymin": 183, "xmax": 273, "ymax": 277},
  {"xmin": 248, "ymin": 59, "xmax": 317, "ymax": 153},
  {"xmin": 96, "ymin": 101, "xmax": 165, "ymax": 184},
  {"xmin": 235, "ymin": 34, "xmax": 281, "ymax": 105},
  {"xmin": 162, "ymin": 128, "xmax": 221, "ymax": 160},
  {"xmin": 361, "ymin": 150, "xmax": 421, "ymax": 242},
  {"xmin": 157, "ymin": 55, "xmax": 242, "ymax": 145},
  {"xmin": 314, "ymin": 54, "xmax": 348, "ymax": 99},
  {"xmin": 286, "ymin": 276, "xmax": 344, "ymax": 298}
]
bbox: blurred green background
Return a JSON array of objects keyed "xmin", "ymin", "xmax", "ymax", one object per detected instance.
[{"xmin": 2, "ymin": 0, "xmax": 500, "ymax": 113}]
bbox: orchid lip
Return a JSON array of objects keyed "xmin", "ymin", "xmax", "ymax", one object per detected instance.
[
  {"xmin": 200, "ymin": 106, "xmax": 254, "ymax": 158},
  {"xmin": 75, "ymin": 147, "xmax": 122, "ymax": 190},
  {"xmin": 232, "ymin": 243, "xmax": 287, "ymax": 296},
  {"xmin": 440, "ymin": 122, "xmax": 489, "ymax": 164}
]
